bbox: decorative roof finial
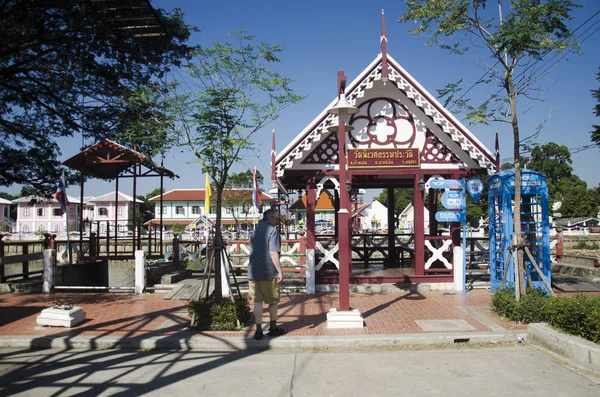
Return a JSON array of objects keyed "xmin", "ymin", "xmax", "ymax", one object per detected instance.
[{"xmin": 381, "ymin": 9, "xmax": 389, "ymax": 84}]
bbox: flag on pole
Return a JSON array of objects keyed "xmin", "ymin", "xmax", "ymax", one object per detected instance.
[
  {"xmin": 55, "ymin": 171, "xmax": 69, "ymax": 215},
  {"xmin": 204, "ymin": 173, "xmax": 212, "ymax": 215},
  {"xmin": 252, "ymin": 167, "xmax": 262, "ymax": 208},
  {"xmin": 495, "ymin": 130, "xmax": 500, "ymax": 172}
]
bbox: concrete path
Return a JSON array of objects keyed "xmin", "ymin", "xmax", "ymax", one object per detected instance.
[{"xmin": 0, "ymin": 346, "xmax": 598, "ymax": 396}]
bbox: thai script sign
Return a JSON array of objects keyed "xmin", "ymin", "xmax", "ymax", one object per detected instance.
[
  {"xmin": 347, "ymin": 148, "xmax": 420, "ymax": 169},
  {"xmin": 435, "ymin": 211, "xmax": 466, "ymax": 223}
]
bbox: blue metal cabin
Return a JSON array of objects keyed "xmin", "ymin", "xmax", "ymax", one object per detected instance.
[{"xmin": 488, "ymin": 169, "xmax": 552, "ymax": 293}]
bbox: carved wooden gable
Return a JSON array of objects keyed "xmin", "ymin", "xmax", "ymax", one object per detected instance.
[{"xmin": 277, "ymin": 54, "xmax": 495, "ymax": 178}]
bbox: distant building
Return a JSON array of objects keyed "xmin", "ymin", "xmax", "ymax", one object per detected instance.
[
  {"xmin": 12, "ymin": 195, "xmax": 80, "ymax": 235},
  {"xmin": 0, "ymin": 197, "xmax": 15, "ymax": 232},
  {"xmin": 355, "ymin": 200, "xmax": 389, "ymax": 231},
  {"xmin": 86, "ymin": 191, "xmax": 142, "ymax": 235},
  {"xmin": 289, "ymin": 190, "xmax": 336, "ymax": 226},
  {"xmin": 146, "ymin": 189, "xmax": 273, "ymax": 233}
]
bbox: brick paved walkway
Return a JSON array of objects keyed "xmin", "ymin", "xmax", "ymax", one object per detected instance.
[{"xmin": 0, "ymin": 289, "xmax": 525, "ymax": 340}]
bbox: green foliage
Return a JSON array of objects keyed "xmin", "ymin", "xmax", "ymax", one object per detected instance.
[
  {"xmin": 187, "ymin": 295, "xmax": 252, "ymax": 331},
  {"xmin": 167, "ymin": 30, "xmax": 304, "ymax": 300},
  {"xmin": 491, "ymin": 288, "xmax": 600, "ymax": 344},
  {"xmin": 399, "ymin": 2, "xmax": 582, "ymax": 296},
  {"xmin": 592, "ymin": 67, "xmax": 600, "ymax": 147},
  {"xmin": 523, "ymin": 142, "xmax": 600, "ymax": 217},
  {"xmin": 0, "ymin": 192, "xmax": 17, "ymax": 201},
  {"xmin": 573, "ymin": 240, "xmax": 600, "ymax": 250},
  {"xmin": 376, "ymin": 188, "xmax": 414, "ymax": 215},
  {"xmin": 223, "ymin": 170, "xmax": 264, "ymax": 226},
  {"xmin": 491, "ymin": 287, "xmax": 521, "ymax": 320},
  {"xmin": 378, "ymin": 179, "xmax": 488, "ymax": 229},
  {"xmin": 399, "ymin": 0, "xmax": 581, "ymax": 126},
  {"xmin": 171, "ymin": 223, "xmax": 186, "ymax": 235},
  {"xmin": 0, "ymin": 1, "xmax": 194, "ymax": 195}
]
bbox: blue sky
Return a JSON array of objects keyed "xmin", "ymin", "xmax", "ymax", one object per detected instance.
[{"xmin": 10, "ymin": 0, "xmax": 600, "ymax": 201}]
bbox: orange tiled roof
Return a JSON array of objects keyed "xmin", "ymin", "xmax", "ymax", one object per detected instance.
[{"xmin": 290, "ymin": 190, "xmax": 335, "ymax": 210}]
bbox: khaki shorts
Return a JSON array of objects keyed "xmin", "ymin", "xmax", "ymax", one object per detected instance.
[{"xmin": 249, "ymin": 277, "xmax": 280, "ymax": 304}]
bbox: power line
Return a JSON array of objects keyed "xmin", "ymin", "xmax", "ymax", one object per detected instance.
[
  {"xmin": 499, "ymin": 142, "xmax": 599, "ymax": 163},
  {"xmin": 449, "ymin": 9, "xmax": 600, "ymax": 113}
]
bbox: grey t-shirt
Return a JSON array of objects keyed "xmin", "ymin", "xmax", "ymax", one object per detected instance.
[{"xmin": 248, "ymin": 221, "xmax": 281, "ymax": 280}]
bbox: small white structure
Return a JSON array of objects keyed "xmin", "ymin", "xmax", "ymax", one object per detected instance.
[
  {"xmin": 37, "ymin": 306, "xmax": 86, "ymax": 328},
  {"xmin": 356, "ymin": 200, "xmax": 389, "ymax": 231},
  {"xmin": 398, "ymin": 203, "xmax": 430, "ymax": 234}
]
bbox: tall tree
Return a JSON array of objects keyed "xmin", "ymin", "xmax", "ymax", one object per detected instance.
[
  {"xmin": 592, "ymin": 67, "xmax": 600, "ymax": 146},
  {"xmin": 169, "ymin": 31, "xmax": 304, "ymax": 300},
  {"xmin": 525, "ymin": 142, "xmax": 573, "ymax": 199},
  {"xmin": 0, "ymin": 0, "xmax": 193, "ymax": 195},
  {"xmin": 223, "ymin": 170, "xmax": 264, "ymax": 228},
  {"xmin": 524, "ymin": 142, "xmax": 599, "ymax": 217},
  {"xmin": 399, "ymin": 0, "xmax": 581, "ymax": 296},
  {"xmin": 376, "ymin": 188, "xmax": 414, "ymax": 216}
]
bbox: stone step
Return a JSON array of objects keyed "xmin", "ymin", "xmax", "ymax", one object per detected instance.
[
  {"xmin": 552, "ymin": 263, "xmax": 600, "ymax": 279},
  {"xmin": 160, "ymin": 269, "xmax": 192, "ymax": 285},
  {"xmin": 0, "ymin": 278, "xmax": 42, "ymax": 293}
]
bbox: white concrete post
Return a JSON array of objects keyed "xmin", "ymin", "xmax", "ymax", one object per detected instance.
[
  {"xmin": 135, "ymin": 250, "xmax": 146, "ymax": 295},
  {"xmin": 220, "ymin": 250, "xmax": 232, "ymax": 297},
  {"xmin": 306, "ymin": 248, "xmax": 315, "ymax": 295},
  {"xmin": 42, "ymin": 249, "xmax": 56, "ymax": 293},
  {"xmin": 453, "ymin": 245, "xmax": 464, "ymax": 293}
]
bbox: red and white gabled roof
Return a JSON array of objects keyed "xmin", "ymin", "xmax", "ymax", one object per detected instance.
[
  {"xmin": 276, "ymin": 53, "xmax": 496, "ymax": 179},
  {"xmin": 149, "ymin": 189, "xmax": 273, "ymax": 202}
]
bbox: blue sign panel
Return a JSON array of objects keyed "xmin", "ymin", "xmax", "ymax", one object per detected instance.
[
  {"xmin": 435, "ymin": 211, "xmax": 465, "ymax": 223},
  {"xmin": 429, "ymin": 178, "xmax": 463, "ymax": 190},
  {"xmin": 441, "ymin": 191, "xmax": 464, "ymax": 210},
  {"xmin": 466, "ymin": 177, "xmax": 484, "ymax": 203}
]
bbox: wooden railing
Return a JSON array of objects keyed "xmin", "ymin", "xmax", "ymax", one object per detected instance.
[
  {"xmin": 0, "ymin": 234, "xmax": 49, "ymax": 283},
  {"xmin": 1, "ymin": 230, "xmax": 491, "ymax": 286}
]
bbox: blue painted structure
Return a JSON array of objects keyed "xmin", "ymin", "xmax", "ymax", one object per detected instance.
[{"xmin": 488, "ymin": 170, "xmax": 551, "ymax": 293}]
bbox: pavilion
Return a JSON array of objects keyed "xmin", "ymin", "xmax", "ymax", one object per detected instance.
[{"xmin": 274, "ymin": 11, "xmax": 497, "ymax": 293}]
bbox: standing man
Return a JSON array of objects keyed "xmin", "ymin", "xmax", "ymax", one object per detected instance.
[{"xmin": 248, "ymin": 208, "xmax": 286, "ymax": 340}]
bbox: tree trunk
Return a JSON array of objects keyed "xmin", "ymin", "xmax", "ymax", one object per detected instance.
[
  {"xmin": 213, "ymin": 187, "xmax": 224, "ymax": 301},
  {"xmin": 507, "ymin": 73, "xmax": 525, "ymax": 298}
]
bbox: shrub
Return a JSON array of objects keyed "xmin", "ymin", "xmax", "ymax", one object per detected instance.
[
  {"xmin": 491, "ymin": 289, "xmax": 600, "ymax": 344},
  {"xmin": 491, "ymin": 287, "xmax": 520, "ymax": 319},
  {"xmin": 188, "ymin": 295, "xmax": 251, "ymax": 331},
  {"xmin": 517, "ymin": 289, "xmax": 550, "ymax": 323}
]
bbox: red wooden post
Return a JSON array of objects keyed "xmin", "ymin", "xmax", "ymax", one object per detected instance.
[{"xmin": 414, "ymin": 175, "xmax": 425, "ymax": 276}]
